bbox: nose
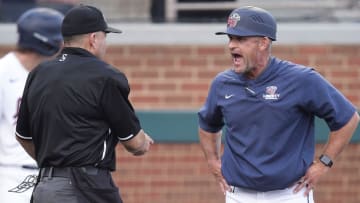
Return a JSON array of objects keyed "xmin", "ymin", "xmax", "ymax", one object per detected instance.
[{"xmin": 228, "ymin": 38, "xmax": 238, "ymax": 50}]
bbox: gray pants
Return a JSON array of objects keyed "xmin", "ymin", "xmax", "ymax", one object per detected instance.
[
  {"xmin": 33, "ymin": 177, "xmax": 78, "ymax": 203},
  {"xmin": 32, "ymin": 167, "xmax": 122, "ymax": 203}
]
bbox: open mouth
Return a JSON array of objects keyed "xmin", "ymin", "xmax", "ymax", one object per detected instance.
[
  {"xmin": 232, "ymin": 53, "xmax": 242, "ymax": 58},
  {"xmin": 231, "ymin": 53, "xmax": 243, "ymax": 64}
]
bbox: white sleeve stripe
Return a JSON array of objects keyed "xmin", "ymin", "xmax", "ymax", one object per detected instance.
[
  {"xmin": 118, "ymin": 134, "xmax": 134, "ymax": 141},
  {"xmin": 15, "ymin": 131, "xmax": 32, "ymax": 140},
  {"xmin": 101, "ymin": 140, "xmax": 107, "ymax": 161}
]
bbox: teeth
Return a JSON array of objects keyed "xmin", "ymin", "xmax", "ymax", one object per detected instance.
[{"xmin": 233, "ymin": 54, "xmax": 242, "ymax": 64}]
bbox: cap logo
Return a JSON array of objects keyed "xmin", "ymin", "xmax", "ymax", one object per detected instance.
[
  {"xmin": 33, "ymin": 32, "xmax": 49, "ymax": 43},
  {"xmin": 227, "ymin": 13, "xmax": 240, "ymax": 28}
]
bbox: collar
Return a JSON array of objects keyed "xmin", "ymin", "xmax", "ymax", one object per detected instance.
[{"xmin": 61, "ymin": 47, "xmax": 97, "ymax": 58}]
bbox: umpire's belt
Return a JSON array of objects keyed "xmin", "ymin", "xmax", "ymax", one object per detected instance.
[{"xmin": 40, "ymin": 166, "xmax": 101, "ymax": 179}]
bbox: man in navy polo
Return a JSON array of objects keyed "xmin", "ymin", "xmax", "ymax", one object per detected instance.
[{"xmin": 198, "ymin": 6, "xmax": 359, "ymax": 203}]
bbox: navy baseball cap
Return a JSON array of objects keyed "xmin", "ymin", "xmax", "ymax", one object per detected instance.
[
  {"xmin": 61, "ymin": 5, "xmax": 122, "ymax": 37},
  {"xmin": 216, "ymin": 6, "xmax": 277, "ymax": 41},
  {"xmin": 17, "ymin": 8, "xmax": 64, "ymax": 56}
]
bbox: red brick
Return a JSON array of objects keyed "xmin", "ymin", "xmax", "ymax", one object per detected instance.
[
  {"xmin": 196, "ymin": 46, "xmax": 227, "ymax": 55},
  {"xmin": 129, "ymin": 83, "xmax": 145, "ymax": 91},
  {"xmin": 347, "ymin": 56, "xmax": 360, "ymax": 66},
  {"xmin": 314, "ymin": 57, "xmax": 344, "ymax": 67},
  {"xmin": 163, "ymin": 95, "xmax": 192, "ymax": 103},
  {"xmin": 151, "ymin": 180, "xmax": 182, "ymax": 187},
  {"xmin": 131, "ymin": 71, "xmax": 159, "ymax": 79},
  {"xmin": 161, "ymin": 46, "xmax": 193, "ymax": 55},
  {"xmin": 106, "ymin": 46, "xmax": 126, "ymax": 54},
  {"xmin": 130, "ymin": 95, "xmax": 160, "ymax": 103},
  {"xmin": 148, "ymin": 83, "xmax": 177, "ymax": 91},
  {"xmin": 348, "ymin": 83, "xmax": 360, "ymax": 90},
  {"xmin": 197, "ymin": 70, "xmax": 219, "ymax": 80},
  {"xmin": 272, "ymin": 45, "xmax": 296, "ymax": 55},
  {"xmin": 179, "ymin": 58, "xmax": 207, "ymax": 66},
  {"xmin": 146, "ymin": 58, "xmax": 174, "ymax": 66},
  {"xmin": 110, "ymin": 58, "xmax": 142, "ymax": 68},
  {"xmin": 128, "ymin": 46, "xmax": 160, "ymax": 55},
  {"xmin": 181, "ymin": 83, "xmax": 209, "ymax": 91},
  {"xmin": 163, "ymin": 70, "xmax": 192, "ymax": 78},
  {"xmin": 330, "ymin": 70, "xmax": 358, "ymax": 78},
  {"xmin": 297, "ymin": 45, "xmax": 330, "ymax": 55},
  {"xmin": 281, "ymin": 56, "xmax": 311, "ymax": 66},
  {"xmin": 213, "ymin": 58, "xmax": 232, "ymax": 67},
  {"xmin": 331, "ymin": 45, "xmax": 360, "ymax": 56}
]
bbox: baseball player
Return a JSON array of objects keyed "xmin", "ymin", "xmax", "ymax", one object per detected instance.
[
  {"xmin": 0, "ymin": 7, "xmax": 63, "ymax": 202},
  {"xmin": 198, "ymin": 6, "xmax": 359, "ymax": 203}
]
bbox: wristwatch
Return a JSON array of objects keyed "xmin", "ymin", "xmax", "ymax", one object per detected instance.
[{"xmin": 319, "ymin": 154, "xmax": 333, "ymax": 168}]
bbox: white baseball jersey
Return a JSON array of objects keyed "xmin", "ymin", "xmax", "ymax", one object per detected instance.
[
  {"xmin": 0, "ymin": 52, "xmax": 37, "ymax": 202},
  {"xmin": 0, "ymin": 52, "xmax": 36, "ymax": 166}
]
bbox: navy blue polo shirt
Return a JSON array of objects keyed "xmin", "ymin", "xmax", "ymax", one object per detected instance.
[
  {"xmin": 16, "ymin": 47, "xmax": 141, "ymax": 170},
  {"xmin": 198, "ymin": 57, "xmax": 356, "ymax": 191}
]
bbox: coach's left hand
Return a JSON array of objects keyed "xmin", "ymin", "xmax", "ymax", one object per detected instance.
[{"xmin": 293, "ymin": 161, "xmax": 330, "ymax": 196}]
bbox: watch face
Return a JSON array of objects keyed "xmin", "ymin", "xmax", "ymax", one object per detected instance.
[
  {"xmin": 320, "ymin": 155, "xmax": 333, "ymax": 167},
  {"xmin": 321, "ymin": 156, "xmax": 330, "ymax": 164}
]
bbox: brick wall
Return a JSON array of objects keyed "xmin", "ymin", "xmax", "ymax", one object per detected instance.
[
  {"xmin": 1, "ymin": 44, "xmax": 359, "ymax": 202},
  {"xmin": 104, "ymin": 44, "xmax": 360, "ymax": 109}
]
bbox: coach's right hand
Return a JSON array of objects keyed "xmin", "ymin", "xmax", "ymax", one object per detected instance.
[
  {"xmin": 122, "ymin": 129, "xmax": 154, "ymax": 156},
  {"xmin": 208, "ymin": 159, "xmax": 230, "ymax": 195}
]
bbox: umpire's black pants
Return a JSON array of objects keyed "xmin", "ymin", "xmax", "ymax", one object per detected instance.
[{"xmin": 32, "ymin": 166, "xmax": 123, "ymax": 203}]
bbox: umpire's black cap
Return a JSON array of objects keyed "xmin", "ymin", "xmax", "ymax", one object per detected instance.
[{"xmin": 61, "ymin": 5, "xmax": 122, "ymax": 37}]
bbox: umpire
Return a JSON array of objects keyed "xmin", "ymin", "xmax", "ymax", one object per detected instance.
[{"xmin": 15, "ymin": 5, "xmax": 154, "ymax": 203}]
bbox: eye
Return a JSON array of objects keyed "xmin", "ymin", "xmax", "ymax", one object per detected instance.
[{"xmin": 228, "ymin": 35, "xmax": 245, "ymax": 42}]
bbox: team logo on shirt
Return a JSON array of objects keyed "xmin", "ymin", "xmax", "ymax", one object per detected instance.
[
  {"xmin": 263, "ymin": 86, "xmax": 280, "ymax": 100},
  {"xmin": 227, "ymin": 13, "xmax": 240, "ymax": 28},
  {"xmin": 59, "ymin": 54, "xmax": 67, "ymax": 62}
]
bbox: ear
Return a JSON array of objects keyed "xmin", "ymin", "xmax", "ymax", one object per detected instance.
[
  {"xmin": 88, "ymin": 32, "xmax": 97, "ymax": 48},
  {"xmin": 259, "ymin": 37, "xmax": 270, "ymax": 51}
]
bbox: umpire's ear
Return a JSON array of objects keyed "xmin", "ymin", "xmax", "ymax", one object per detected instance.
[
  {"xmin": 88, "ymin": 32, "xmax": 97, "ymax": 49},
  {"xmin": 87, "ymin": 31, "xmax": 106, "ymax": 58}
]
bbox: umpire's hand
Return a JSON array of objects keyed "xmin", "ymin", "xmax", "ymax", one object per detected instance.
[{"xmin": 122, "ymin": 129, "xmax": 154, "ymax": 156}]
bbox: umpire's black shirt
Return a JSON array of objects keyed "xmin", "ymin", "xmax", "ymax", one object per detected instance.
[{"xmin": 16, "ymin": 47, "xmax": 141, "ymax": 170}]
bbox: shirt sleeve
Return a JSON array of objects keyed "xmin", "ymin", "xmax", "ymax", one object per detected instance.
[
  {"xmin": 198, "ymin": 77, "xmax": 224, "ymax": 133},
  {"xmin": 100, "ymin": 72, "xmax": 141, "ymax": 141},
  {"xmin": 15, "ymin": 72, "xmax": 33, "ymax": 140},
  {"xmin": 301, "ymin": 70, "xmax": 356, "ymax": 131}
]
